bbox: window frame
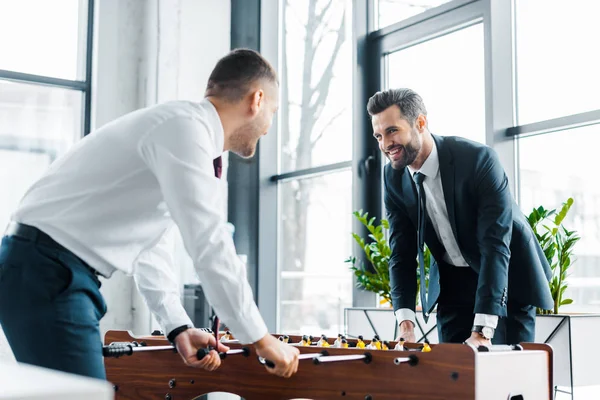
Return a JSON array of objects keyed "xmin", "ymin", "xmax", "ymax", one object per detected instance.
[
  {"xmin": 0, "ymin": 0, "xmax": 94, "ymax": 137},
  {"xmin": 254, "ymin": 0, "xmax": 600, "ymax": 330}
]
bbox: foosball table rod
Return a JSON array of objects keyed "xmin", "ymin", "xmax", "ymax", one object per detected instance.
[{"xmin": 102, "ymin": 342, "xmax": 251, "ymax": 361}]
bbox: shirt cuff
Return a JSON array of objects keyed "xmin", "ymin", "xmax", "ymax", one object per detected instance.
[
  {"xmin": 474, "ymin": 313, "xmax": 498, "ymax": 329},
  {"xmin": 394, "ymin": 308, "xmax": 416, "ymax": 327},
  {"xmin": 162, "ymin": 305, "xmax": 194, "ymax": 339},
  {"xmin": 222, "ymin": 302, "xmax": 269, "ymax": 344}
]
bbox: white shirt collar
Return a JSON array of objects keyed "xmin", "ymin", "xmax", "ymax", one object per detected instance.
[
  {"xmin": 408, "ymin": 139, "xmax": 440, "ymax": 179},
  {"xmin": 199, "ymin": 98, "xmax": 225, "ymax": 158}
]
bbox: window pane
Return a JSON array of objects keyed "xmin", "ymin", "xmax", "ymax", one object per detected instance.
[
  {"xmin": 0, "ymin": 0, "xmax": 87, "ymax": 80},
  {"xmin": 377, "ymin": 0, "xmax": 452, "ymax": 30},
  {"xmin": 519, "ymin": 124, "xmax": 600, "ymax": 313},
  {"xmin": 386, "ymin": 24, "xmax": 485, "ymax": 144},
  {"xmin": 278, "ymin": 170, "xmax": 353, "ymax": 335},
  {"xmin": 0, "ymin": 80, "xmax": 82, "ymax": 229},
  {"xmin": 279, "ymin": 0, "xmax": 352, "ymax": 173},
  {"xmin": 516, "ymin": 0, "xmax": 600, "ymax": 124}
]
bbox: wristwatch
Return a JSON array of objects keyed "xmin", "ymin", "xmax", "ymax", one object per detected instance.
[
  {"xmin": 167, "ymin": 324, "xmax": 193, "ymax": 345},
  {"xmin": 472, "ymin": 325, "xmax": 494, "ymax": 340}
]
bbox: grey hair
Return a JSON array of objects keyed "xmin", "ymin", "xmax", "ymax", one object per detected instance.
[{"xmin": 366, "ymin": 88, "xmax": 427, "ymax": 125}]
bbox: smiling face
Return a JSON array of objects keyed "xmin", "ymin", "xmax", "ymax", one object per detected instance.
[{"xmin": 371, "ymin": 104, "xmax": 426, "ymax": 170}]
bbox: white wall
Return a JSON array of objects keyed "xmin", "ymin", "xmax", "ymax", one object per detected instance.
[{"xmin": 93, "ymin": 0, "xmax": 231, "ymax": 338}]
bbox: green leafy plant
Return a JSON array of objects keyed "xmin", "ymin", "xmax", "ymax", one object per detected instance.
[
  {"xmin": 346, "ymin": 210, "xmax": 430, "ymax": 307},
  {"xmin": 527, "ymin": 198, "xmax": 580, "ymax": 315}
]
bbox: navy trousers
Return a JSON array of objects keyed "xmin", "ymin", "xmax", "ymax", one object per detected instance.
[
  {"xmin": 0, "ymin": 234, "xmax": 107, "ymax": 379},
  {"xmin": 435, "ymin": 260, "xmax": 536, "ymax": 345}
]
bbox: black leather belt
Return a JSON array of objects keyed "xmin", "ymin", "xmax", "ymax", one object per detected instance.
[{"xmin": 4, "ymin": 222, "xmax": 101, "ymax": 277}]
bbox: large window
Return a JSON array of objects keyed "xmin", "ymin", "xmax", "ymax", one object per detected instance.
[
  {"xmin": 386, "ymin": 23, "xmax": 485, "ymax": 143},
  {"xmin": 513, "ymin": 0, "xmax": 600, "ymax": 314},
  {"xmin": 0, "ymin": 0, "xmax": 92, "ymax": 231},
  {"xmin": 274, "ymin": 0, "xmax": 354, "ymax": 335},
  {"xmin": 376, "ymin": 0, "xmax": 453, "ymax": 30},
  {"xmin": 515, "ymin": 0, "xmax": 600, "ymax": 125},
  {"xmin": 519, "ymin": 125, "xmax": 600, "ymax": 313}
]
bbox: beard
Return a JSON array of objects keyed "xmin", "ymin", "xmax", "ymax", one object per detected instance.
[
  {"xmin": 388, "ymin": 129, "xmax": 421, "ymax": 170},
  {"xmin": 229, "ymin": 121, "xmax": 262, "ymax": 159}
]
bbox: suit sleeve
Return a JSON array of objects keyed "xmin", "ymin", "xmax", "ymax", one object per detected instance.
[
  {"xmin": 473, "ymin": 147, "xmax": 512, "ymax": 317},
  {"xmin": 384, "ymin": 168, "xmax": 418, "ymax": 313}
]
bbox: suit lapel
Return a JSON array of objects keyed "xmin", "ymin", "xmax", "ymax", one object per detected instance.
[{"xmin": 434, "ymin": 135, "xmax": 459, "ymax": 241}]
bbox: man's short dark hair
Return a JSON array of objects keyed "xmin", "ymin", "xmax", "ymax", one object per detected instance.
[
  {"xmin": 366, "ymin": 88, "xmax": 427, "ymax": 125},
  {"xmin": 205, "ymin": 48, "xmax": 278, "ymax": 102}
]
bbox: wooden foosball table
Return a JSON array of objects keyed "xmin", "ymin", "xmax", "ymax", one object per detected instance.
[{"xmin": 103, "ymin": 330, "xmax": 553, "ymax": 400}]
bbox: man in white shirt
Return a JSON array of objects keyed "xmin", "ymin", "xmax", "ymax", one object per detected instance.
[
  {"xmin": 368, "ymin": 88, "xmax": 553, "ymax": 347},
  {"xmin": 0, "ymin": 49, "xmax": 299, "ymax": 379}
]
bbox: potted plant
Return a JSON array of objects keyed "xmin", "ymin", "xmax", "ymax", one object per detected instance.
[
  {"xmin": 345, "ymin": 210, "xmax": 430, "ymax": 308},
  {"xmin": 526, "ymin": 198, "xmax": 580, "ymax": 315}
]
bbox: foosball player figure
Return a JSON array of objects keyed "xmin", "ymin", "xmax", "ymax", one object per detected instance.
[
  {"xmin": 394, "ymin": 338, "xmax": 406, "ymax": 351},
  {"xmin": 421, "ymin": 340, "xmax": 432, "ymax": 353},
  {"xmin": 317, "ymin": 335, "xmax": 330, "ymax": 347},
  {"xmin": 341, "ymin": 338, "xmax": 349, "ymax": 348},
  {"xmin": 220, "ymin": 330, "xmax": 233, "ymax": 342},
  {"xmin": 366, "ymin": 337, "xmax": 381, "ymax": 350},
  {"xmin": 299, "ymin": 335, "xmax": 311, "ymax": 346},
  {"xmin": 382, "ymin": 341, "xmax": 390, "ymax": 350},
  {"xmin": 374, "ymin": 337, "xmax": 382, "ymax": 350},
  {"xmin": 283, "ymin": 335, "xmax": 290, "ymax": 343},
  {"xmin": 334, "ymin": 334, "xmax": 343, "ymax": 347},
  {"xmin": 356, "ymin": 335, "xmax": 366, "ymax": 349}
]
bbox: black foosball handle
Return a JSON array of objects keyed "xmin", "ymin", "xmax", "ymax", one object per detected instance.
[
  {"xmin": 196, "ymin": 347, "xmax": 250, "ymax": 360},
  {"xmin": 103, "ymin": 344, "xmax": 133, "ymax": 358}
]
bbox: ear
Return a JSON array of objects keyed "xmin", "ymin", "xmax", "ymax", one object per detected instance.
[
  {"xmin": 415, "ymin": 114, "xmax": 427, "ymax": 132},
  {"xmin": 249, "ymin": 89, "xmax": 265, "ymax": 117}
]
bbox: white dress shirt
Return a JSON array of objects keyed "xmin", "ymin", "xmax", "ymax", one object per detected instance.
[
  {"xmin": 11, "ymin": 99, "xmax": 268, "ymax": 344},
  {"xmin": 395, "ymin": 140, "xmax": 498, "ymax": 330}
]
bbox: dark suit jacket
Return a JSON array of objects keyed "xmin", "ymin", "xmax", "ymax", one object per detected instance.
[{"xmin": 384, "ymin": 134, "xmax": 553, "ymax": 317}]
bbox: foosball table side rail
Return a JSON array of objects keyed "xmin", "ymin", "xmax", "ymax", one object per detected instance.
[{"xmin": 103, "ymin": 330, "xmax": 553, "ymax": 400}]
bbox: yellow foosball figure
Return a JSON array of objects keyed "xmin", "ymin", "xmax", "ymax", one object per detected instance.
[
  {"xmin": 356, "ymin": 335, "xmax": 366, "ymax": 349},
  {"xmin": 374, "ymin": 338, "xmax": 382, "ymax": 350},
  {"xmin": 220, "ymin": 330, "xmax": 233, "ymax": 342},
  {"xmin": 317, "ymin": 335, "xmax": 330, "ymax": 347},
  {"xmin": 283, "ymin": 335, "xmax": 290, "ymax": 344},
  {"xmin": 299, "ymin": 335, "xmax": 311, "ymax": 346},
  {"xmin": 341, "ymin": 338, "xmax": 349, "ymax": 348},
  {"xmin": 382, "ymin": 341, "xmax": 389, "ymax": 350},
  {"xmin": 422, "ymin": 341, "xmax": 432, "ymax": 352}
]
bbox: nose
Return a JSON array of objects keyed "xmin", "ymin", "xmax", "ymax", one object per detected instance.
[{"xmin": 381, "ymin": 135, "xmax": 393, "ymax": 152}]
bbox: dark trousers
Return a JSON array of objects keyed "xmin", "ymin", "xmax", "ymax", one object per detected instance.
[
  {"xmin": 0, "ymin": 234, "xmax": 107, "ymax": 379},
  {"xmin": 435, "ymin": 261, "xmax": 535, "ymax": 345}
]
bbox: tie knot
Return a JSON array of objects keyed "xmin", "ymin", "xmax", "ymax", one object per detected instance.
[{"xmin": 413, "ymin": 172, "xmax": 425, "ymax": 185}]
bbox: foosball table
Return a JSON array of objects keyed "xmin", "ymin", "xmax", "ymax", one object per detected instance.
[{"xmin": 103, "ymin": 330, "xmax": 553, "ymax": 400}]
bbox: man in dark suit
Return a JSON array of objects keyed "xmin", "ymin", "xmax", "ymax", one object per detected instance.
[{"xmin": 367, "ymin": 88, "xmax": 553, "ymax": 347}]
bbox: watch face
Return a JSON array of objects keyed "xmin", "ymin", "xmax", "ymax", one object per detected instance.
[{"xmin": 482, "ymin": 327, "xmax": 493, "ymax": 338}]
